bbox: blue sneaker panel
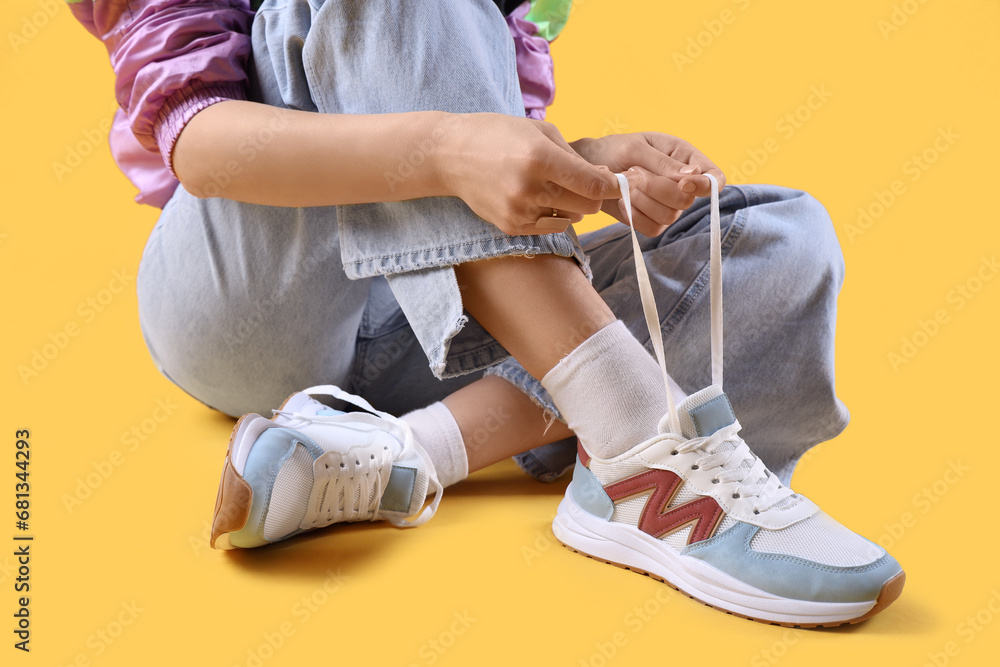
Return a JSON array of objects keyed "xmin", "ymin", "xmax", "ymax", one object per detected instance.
[
  {"xmin": 570, "ymin": 458, "xmax": 614, "ymax": 520},
  {"xmin": 688, "ymin": 393, "xmax": 737, "ymax": 437},
  {"xmin": 229, "ymin": 428, "xmax": 321, "ymax": 548},
  {"xmin": 380, "ymin": 465, "xmax": 417, "ymax": 513},
  {"xmin": 683, "ymin": 522, "xmax": 902, "ymax": 603}
]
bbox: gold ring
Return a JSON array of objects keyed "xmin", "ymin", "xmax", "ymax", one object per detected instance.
[{"xmin": 535, "ymin": 207, "xmax": 572, "ymax": 231}]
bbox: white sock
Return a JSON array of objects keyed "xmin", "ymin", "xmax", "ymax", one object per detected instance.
[
  {"xmin": 541, "ymin": 320, "xmax": 685, "ymax": 459},
  {"xmin": 401, "ymin": 402, "xmax": 468, "ymax": 488}
]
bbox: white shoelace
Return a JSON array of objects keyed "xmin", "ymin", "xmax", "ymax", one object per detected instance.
[
  {"xmin": 617, "ymin": 173, "xmax": 795, "ymax": 512},
  {"xmin": 274, "ymin": 384, "xmax": 443, "ymax": 528}
]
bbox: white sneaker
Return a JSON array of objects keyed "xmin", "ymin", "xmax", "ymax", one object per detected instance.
[
  {"xmin": 552, "ymin": 174, "xmax": 905, "ymax": 627},
  {"xmin": 211, "ymin": 385, "xmax": 442, "ymax": 550}
]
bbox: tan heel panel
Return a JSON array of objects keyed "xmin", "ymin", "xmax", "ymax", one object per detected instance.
[{"xmin": 210, "ymin": 455, "xmax": 253, "ymax": 549}]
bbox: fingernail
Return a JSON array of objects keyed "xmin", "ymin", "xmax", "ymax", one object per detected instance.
[
  {"xmin": 680, "ymin": 181, "xmax": 696, "ymax": 193},
  {"xmin": 679, "ymin": 165, "xmax": 698, "ymax": 174}
]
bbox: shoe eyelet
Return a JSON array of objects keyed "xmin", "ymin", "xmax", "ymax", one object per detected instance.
[
  {"xmin": 370, "ymin": 454, "xmax": 375, "ymax": 460},
  {"xmin": 355, "ymin": 460, "xmax": 360, "ymax": 465},
  {"xmin": 732, "ymin": 493, "xmax": 741, "ymax": 499},
  {"xmin": 691, "ymin": 465, "xmax": 699, "ymax": 470},
  {"xmin": 670, "ymin": 451, "xmax": 678, "ymax": 456},
  {"xmin": 340, "ymin": 463, "xmax": 346, "ymax": 468},
  {"xmin": 753, "ymin": 509, "xmax": 760, "ymax": 515},
  {"xmin": 711, "ymin": 479, "xmax": 719, "ymax": 484}
]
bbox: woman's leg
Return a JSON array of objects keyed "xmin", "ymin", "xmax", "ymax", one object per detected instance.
[
  {"xmin": 490, "ymin": 184, "xmax": 848, "ymax": 485},
  {"xmin": 443, "ymin": 375, "xmax": 573, "ymax": 474}
]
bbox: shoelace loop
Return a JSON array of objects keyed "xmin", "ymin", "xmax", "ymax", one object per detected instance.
[
  {"xmin": 279, "ymin": 384, "xmax": 443, "ymax": 528},
  {"xmin": 617, "ymin": 173, "xmax": 795, "ymax": 514}
]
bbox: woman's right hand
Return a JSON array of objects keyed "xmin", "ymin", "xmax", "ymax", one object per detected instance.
[{"xmin": 434, "ymin": 113, "xmax": 621, "ymax": 236}]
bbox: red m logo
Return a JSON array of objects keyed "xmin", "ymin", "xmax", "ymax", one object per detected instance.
[{"xmin": 604, "ymin": 469, "xmax": 724, "ymax": 545}]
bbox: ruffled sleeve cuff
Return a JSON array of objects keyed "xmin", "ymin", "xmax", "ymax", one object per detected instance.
[{"xmin": 152, "ymin": 79, "xmax": 248, "ymax": 178}]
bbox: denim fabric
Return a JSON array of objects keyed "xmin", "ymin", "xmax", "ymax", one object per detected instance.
[
  {"xmin": 252, "ymin": 0, "xmax": 588, "ymax": 378},
  {"xmin": 135, "ymin": 0, "xmax": 848, "ymax": 484},
  {"xmin": 513, "ymin": 185, "xmax": 849, "ymax": 484}
]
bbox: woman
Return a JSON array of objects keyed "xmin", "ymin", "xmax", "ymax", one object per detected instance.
[{"xmin": 70, "ymin": 0, "xmax": 903, "ymax": 626}]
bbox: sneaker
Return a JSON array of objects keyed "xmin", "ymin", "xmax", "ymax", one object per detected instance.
[
  {"xmin": 211, "ymin": 384, "xmax": 442, "ymax": 550},
  {"xmin": 550, "ymin": 174, "xmax": 905, "ymax": 627}
]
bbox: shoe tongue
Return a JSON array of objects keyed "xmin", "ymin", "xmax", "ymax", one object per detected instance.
[{"xmin": 676, "ymin": 385, "xmax": 737, "ymax": 439}]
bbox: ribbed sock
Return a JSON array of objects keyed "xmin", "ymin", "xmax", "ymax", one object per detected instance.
[
  {"xmin": 401, "ymin": 401, "xmax": 468, "ymax": 488},
  {"xmin": 541, "ymin": 320, "xmax": 684, "ymax": 459}
]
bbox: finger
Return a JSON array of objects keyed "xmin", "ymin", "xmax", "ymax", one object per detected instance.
[
  {"xmin": 530, "ymin": 184, "xmax": 605, "ymax": 219},
  {"xmin": 634, "ymin": 136, "xmax": 726, "ymax": 197},
  {"xmin": 618, "ymin": 199, "xmax": 668, "ymax": 238},
  {"xmin": 627, "ymin": 142, "xmax": 702, "ymax": 184},
  {"xmin": 539, "ymin": 149, "xmax": 621, "ymax": 201},
  {"xmin": 532, "ymin": 121, "xmax": 578, "ymax": 155},
  {"xmin": 528, "ymin": 120, "xmax": 620, "ymax": 200},
  {"xmin": 676, "ymin": 169, "xmax": 726, "ymax": 198},
  {"xmin": 626, "ymin": 166, "xmax": 697, "ymax": 211},
  {"xmin": 626, "ymin": 180, "xmax": 684, "ymax": 228}
]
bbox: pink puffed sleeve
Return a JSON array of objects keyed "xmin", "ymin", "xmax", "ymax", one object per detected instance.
[
  {"xmin": 69, "ymin": 0, "xmax": 254, "ymax": 176},
  {"xmin": 505, "ymin": 1, "xmax": 556, "ymax": 120}
]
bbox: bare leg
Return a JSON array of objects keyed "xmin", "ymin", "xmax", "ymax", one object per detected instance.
[
  {"xmin": 454, "ymin": 254, "xmax": 615, "ymax": 379},
  {"xmin": 443, "ymin": 375, "xmax": 574, "ymax": 473},
  {"xmin": 427, "ymin": 252, "xmax": 636, "ymax": 474}
]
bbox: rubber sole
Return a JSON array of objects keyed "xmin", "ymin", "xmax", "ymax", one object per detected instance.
[{"xmin": 553, "ymin": 494, "xmax": 905, "ymax": 628}]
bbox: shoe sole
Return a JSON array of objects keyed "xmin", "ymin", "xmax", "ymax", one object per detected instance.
[{"xmin": 552, "ymin": 494, "xmax": 905, "ymax": 628}]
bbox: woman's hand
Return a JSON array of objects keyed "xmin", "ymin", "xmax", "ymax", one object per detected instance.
[
  {"xmin": 435, "ymin": 114, "xmax": 621, "ymax": 236},
  {"xmin": 571, "ymin": 132, "xmax": 726, "ymax": 237}
]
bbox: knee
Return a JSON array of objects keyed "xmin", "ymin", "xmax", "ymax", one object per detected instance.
[
  {"xmin": 738, "ymin": 185, "xmax": 845, "ymax": 293},
  {"xmin": 138, "ymin": 294, "xmax": 284, "ymax": 417}
]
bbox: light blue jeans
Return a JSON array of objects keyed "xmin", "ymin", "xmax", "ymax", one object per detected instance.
[{"xmin": 136, "ymin": 0, "xmax": 848, "ymax": 484}]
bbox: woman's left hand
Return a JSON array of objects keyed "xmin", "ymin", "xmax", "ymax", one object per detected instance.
[{"xmin": 571, "ymin": 132, "xmax": 726, "ymax": 237}]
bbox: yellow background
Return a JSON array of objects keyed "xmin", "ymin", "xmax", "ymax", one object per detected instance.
[{"xmin": 2, "ymin": 0, "xmax": 998, "ymax": 665}]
